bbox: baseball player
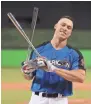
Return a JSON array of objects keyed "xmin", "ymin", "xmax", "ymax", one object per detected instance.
[{"xmin": 21, "ymin": 16, "xmax": 86, "ymax": 104}]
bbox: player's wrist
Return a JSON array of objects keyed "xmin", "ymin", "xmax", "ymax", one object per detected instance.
[
  {"xmin": 50, "ymin": 64, "xmax": 60, "ymax": 72},
  {"xmin": 47, "ymin": 61, "xmax": 58, "ymax": 72},
  {"xmin": 50, "ymin": 64, "xmax": 56, "ymax": 71}
]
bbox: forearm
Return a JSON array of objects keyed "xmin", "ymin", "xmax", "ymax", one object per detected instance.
[{"xmin": 54, "ymin": 68, "xmax": 85, "ymax": 83}]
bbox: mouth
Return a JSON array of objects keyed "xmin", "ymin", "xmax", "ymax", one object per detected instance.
[{"xmin": 60, "ymin": 30, "xmax": 66, "ymax": 35}]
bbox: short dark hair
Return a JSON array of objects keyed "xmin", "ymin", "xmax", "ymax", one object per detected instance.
[{"xmin": 61, "ymin": 16, "xmax": 74, "ymax": 23}]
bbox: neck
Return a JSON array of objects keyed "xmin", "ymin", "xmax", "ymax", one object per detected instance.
[{"xmin": 51, "ymin": 37, "xmax": 67, "ymax": 50}]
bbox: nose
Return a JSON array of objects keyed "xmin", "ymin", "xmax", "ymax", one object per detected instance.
[{"xmin": 63, "ymin": 26, "xmax": 67, "ymax": 31}]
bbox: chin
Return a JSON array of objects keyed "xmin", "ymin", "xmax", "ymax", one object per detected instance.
[{"xmin": 59, "ymin": 36, "xmax": 67, "ymax": 40}]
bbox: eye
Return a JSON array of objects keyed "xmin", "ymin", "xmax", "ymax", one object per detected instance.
[
  {"xmin": 61, "ymin": 23, "xmax": 66, "ymax": 27},
  {"xmin": 67, "ymin": 26, "xmax": 72, "ymax": 30}
]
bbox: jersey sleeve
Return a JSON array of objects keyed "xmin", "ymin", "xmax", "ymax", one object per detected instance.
[{"xmin": 71, "ymin": 50, "xmax": 86, "ymax": 71}]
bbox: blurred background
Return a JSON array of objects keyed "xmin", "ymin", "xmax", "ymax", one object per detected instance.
[{"xmin": 1, "ymin": 1, "xmax": 91, "ymax": 104}]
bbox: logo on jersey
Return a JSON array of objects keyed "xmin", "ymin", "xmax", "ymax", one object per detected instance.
[{"xmin": 50, "ymin": 60, "xmax": 70, "ymax": 68}]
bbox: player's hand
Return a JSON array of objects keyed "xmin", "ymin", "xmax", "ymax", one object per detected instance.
[
  {"xmin": 21, "ymin": 58, "xmax": 46, "ymax": 74},
  {"xmin": 36, "ymin": 57, "xmax": 57, "ymax": 72},
  {"xmin": 21, "ymin": 61, "xmax": 36, "ymax": 74}
]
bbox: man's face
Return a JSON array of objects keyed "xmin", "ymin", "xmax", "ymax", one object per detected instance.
[{"xmin": 54, "ymin": 18, "xmax": 73, "ymax": 40}]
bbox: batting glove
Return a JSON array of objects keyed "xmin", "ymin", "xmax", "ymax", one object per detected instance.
[
  {"xmin": 21, "ymin": 61, "xmax": 36, "ymax": 74},
  {"xmin": 36, "ymin": 57, "xmax": 57, "ymax": 72},
  {"xmin": 21, "ymin": 58, "xmax": 46, "ymax": 74}
]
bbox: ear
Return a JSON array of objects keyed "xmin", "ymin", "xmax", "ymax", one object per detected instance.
[{"xmin": 54, "ymin": 23, "xmax": 57, "ymax": 29}]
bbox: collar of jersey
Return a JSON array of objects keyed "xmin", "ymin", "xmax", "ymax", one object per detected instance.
[{"xmin": 48, "ymin": 42, "xmax": 67, "ymax": 51}]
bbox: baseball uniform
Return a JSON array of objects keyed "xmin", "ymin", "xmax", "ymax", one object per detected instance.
[{"xmin": 25, "ymin": 41, "xmax": 86, "ymax": 104}]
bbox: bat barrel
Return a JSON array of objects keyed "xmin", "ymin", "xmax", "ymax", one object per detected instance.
[{"xmin": 7, "ymin": 12, "xmax": 41, "ymax": 57}]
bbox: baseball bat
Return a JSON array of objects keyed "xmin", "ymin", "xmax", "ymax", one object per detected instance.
[
  {"xmin": 7, "ymin": 12, "xmax": 41, "ymax": 57},
  {"xmin": 26, "ymin": 7, "xmax": 39, "ymax": 61},
  {"xmin": 30, "ymin": 7, "xmax": 39, "ymax": 43}
]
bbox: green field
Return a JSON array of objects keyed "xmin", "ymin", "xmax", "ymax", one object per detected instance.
[{"xmin": 1, "ymin": 68, "xmax": 91, "ymax": 104}]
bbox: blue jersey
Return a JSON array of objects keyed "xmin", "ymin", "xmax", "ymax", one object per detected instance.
[{"xmin": 29, "ymin": 41, "xmax": 86, "ymax": 96}]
